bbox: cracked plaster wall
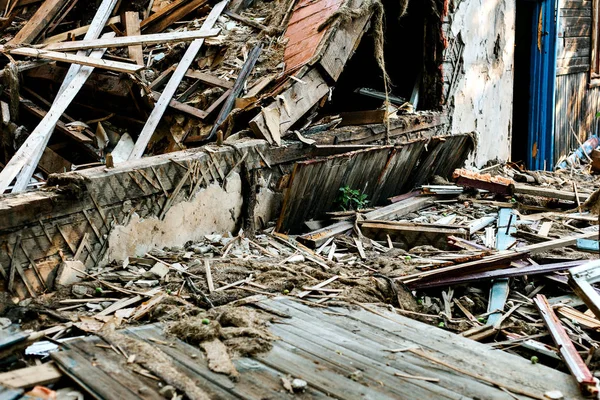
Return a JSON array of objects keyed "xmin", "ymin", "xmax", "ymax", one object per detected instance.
[
  {"xmin": 106, "ymin": 174, "xmax": 244, "ymax": 262},
  {"xmin": 449, "ymin": 0, "xmax": 516, "ymax": 167}
]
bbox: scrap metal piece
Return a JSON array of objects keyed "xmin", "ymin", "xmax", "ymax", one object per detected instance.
[{"xmin": 533, "ymin": 294, "xmax": 599, "ymax": 397}]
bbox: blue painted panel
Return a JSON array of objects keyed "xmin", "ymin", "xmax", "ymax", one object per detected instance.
[
  {"xmin": 527, "ymin": 0, "xmax": 558, "ymax": 170},
  {"xmin": 487, "ymin": 208, "xmax": 516, "ymax": 326},
  {"xmin": 577, "ymin": 239, "xmax": 600, "ymax": 252}
]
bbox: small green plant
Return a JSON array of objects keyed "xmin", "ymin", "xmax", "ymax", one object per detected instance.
[
  {"xmin": 530, "ymin": 356, "xmax": 539, "ymax": 364},
  {"xmin": 337, "ymin": 186, "xmax": 369, "ymax": 211}
]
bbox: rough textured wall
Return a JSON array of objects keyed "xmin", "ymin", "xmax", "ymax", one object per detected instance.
[
  {"xmin": 106, "ymin": 175, "xmax": 244, "ymax": 262},
  {"xmin": 448, "ymin": 0, "xmax": 516, "ymax": 167}
]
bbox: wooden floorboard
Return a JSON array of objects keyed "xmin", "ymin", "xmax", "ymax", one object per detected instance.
[
  {"xmin": 126, "ymin": 324, "xmax": 330, "ymax": 399},
  {"xmin": 44, "ymin": 297, "xmax": 581, "ymax": 399},
  {"xmin": 260, "ymin": 297, "xmax": 581, "ymax": 399}
]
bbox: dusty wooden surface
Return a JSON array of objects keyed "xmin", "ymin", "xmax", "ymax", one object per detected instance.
[{"xmin": 48, "ymin": 297, "xmax": 582, "ymax": 399}]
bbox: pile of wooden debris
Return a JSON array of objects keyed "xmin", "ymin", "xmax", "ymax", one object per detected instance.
[
  {"xmin": 2, "ymin": 163, "xmax": 600, "ymax": 398},
  {"xmin": 0, "ymin": 0, "xmax": 382, "ymax": 194}
]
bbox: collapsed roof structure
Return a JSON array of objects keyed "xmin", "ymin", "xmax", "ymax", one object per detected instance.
[{"xmin": 6, "ymin": 0, "xmax": 600, "ymax": 399}]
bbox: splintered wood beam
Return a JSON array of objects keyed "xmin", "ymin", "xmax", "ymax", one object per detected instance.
[
  {"xmin": 2, "ymin": 46, "xmax": 111, "ymax": 193},
  {"xmin": 56, "ymin": 0, "xmax": 120, "ymax": 97},
  {"xmin": 150, "ymin": 91, "xmax": 209, "ymax": 119},
  {"xmin": 10, "ymin": 48, "xmax": 143, "ymax": 74},
  {"xmin": 297, "ymin": 196, "xmax": 435, "ymax": 248},
  {"xmin": 2, "ymin": 0, "xmax": 119, "ymax": 194},
  {"xmin": 249, "ymin": 68, "xmax": 329, "ymax": 146},
  {"xmin": 207, "ymin": 44, "xmax": 261, "ymax": 140},
  {"xmin": 140, "ymin": 0, "xmax": 189, "ymax": 29},
  {"xmin": 142, "ymin": 0, "xmax": 209, "ymax": 34},
  {"xmin": 128, "ymin": 0, "xmax": 228, "ymax": 160},
  {"xmin": 10, "ymin": 0, "xmax": 69, "ymax": 44},
  {"xmin": 40, "ymin": 28, "xmax": 220, "ymax": 51},
  {"xmin": 123, "ymin": 12, "xmax": 144, "ymax": 65}
]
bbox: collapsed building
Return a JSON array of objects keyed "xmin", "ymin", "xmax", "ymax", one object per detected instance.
[{"xmin": 2, "ymin": 0, "xmax": 600, "ymax": 399}]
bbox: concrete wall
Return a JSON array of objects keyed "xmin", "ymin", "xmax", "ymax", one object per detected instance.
[{"xmin": 448, "ymin": 0, "xmax": 516, "ymax": 167}]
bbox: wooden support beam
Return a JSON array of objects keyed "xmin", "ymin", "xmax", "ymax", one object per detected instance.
[
  {"xmin": 185, "ymin": 69, "xmax": 233, "ymax": 89},
  {"xmin": 129, "ymin": 0, "xmax": 227, "ymax": 160},
  {"xmin": 140, "ymin": 0, "xmax": 189, "ymax": 29},
  {"xmin": 10, "ymin": 0, "xmax": 69, "ymax": 44},
  {"xmin": 40, "ymin": 28, "xmax": 220, "ymax": 52},
  {"xmin": 142, "ymin": 0, "xmax": 209, "ymax": 34},
  {"xmin": 0, "ymin": 0, "xmax": 119, "ymax": 194},
  {"xmin": 0, "ymin": 46, "xmax": 109, "ymax": 193},
  {"xmin": 10, "ymin": 48, "xmax": 144, "ymax": 74},
  {"xmin": 207, "ymin": 44, "xmax": 261, "ymax": 140},
  {"xmin": 123, "ymin": 11, "xmax": 144, "ymax": 65}
]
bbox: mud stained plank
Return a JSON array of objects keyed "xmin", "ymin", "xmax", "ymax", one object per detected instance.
[
  {"xmin": 264, "ymin": 322, "xmax": 465, "ymax": 399},
  {"xmin": 256, "ymin": 342, "xmax": 399, "ymax": 400},
  {"xmin": 358, "ymin": 220, "xmax": 468, "ymax": 250},
  {"xmin": 68, "ymin": 338, "xmax": 163, "ymax": 400},
  {"xmin": 10, "ymin": 0, "xmax": 69, "ymax": 44},
  {"xmin": 265, "ymin": 299, "xmax": 581, "ymax": 398},
  {"xmin": 259, "ymin": 300, "xmax": 520, "ymax": 400},
  {"xmin": 51, "ymin": 347, "xmax": 146, "ymax": 399},
  {"xmin": 125, "ymin": 324, "xmax": 328, "ymax": 399}
]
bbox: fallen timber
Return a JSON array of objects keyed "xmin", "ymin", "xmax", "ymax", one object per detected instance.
[{"xmin": 1, "ymin": 127, "xmax": 463, "ymax": 299}]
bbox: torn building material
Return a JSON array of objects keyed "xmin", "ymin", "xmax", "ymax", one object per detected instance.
[{"xmin": 534, "ymin": 294, "xmax": 600, "ymax": 397}]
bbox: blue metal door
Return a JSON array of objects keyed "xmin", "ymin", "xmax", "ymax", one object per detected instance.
[{"xmin": 527, "ymin": 0, "xmax": 558, "ymax": 170}]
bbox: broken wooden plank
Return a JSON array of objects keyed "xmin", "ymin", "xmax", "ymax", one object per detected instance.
[
  {"xmin": 0, "ymin": 362, "xmax": 62, "ymax": 389},
  {"xmin": 413, "ymin": 260, "xmax": 586, "ymax": 290},
  {"xmin": 96, "ymin": 295, "xmax": 143, "ymax": 317},
  {"xmin": 184, "ymin": 69, "xmax": 234, "ymax": 89},
  {"xmin": 208, "ymin": 44, "xmax": 261, "ymax": 140},
  {"xmin": 143, "ymin": 0, "xmax": 209, "ymax": 33},
  {"xmin": 128, "ymin": 0, "xmax": 227, "ymax": 160},
  {"xmin": 10, "ymin": 0, "xmax": 69, "ymax": 44},
  {"xmin": 10, "ymin": 48, "xmax": 144, "ymax": 74},
  {"xmin": 399, "ymin": 251, "xmax": 530, "ymax": 286},
  {"xmin": 519, "ymin": 231, "xmax": 599, "ymax": 254},
  {"xmin": 0, "ymin": 41, "xmax": 113, "ymax": 193},
  {"xmin": 297, "ymin": 276, "xmax": 339, "ymax": 298},
  {"xmin": 298, "ymin": 196, "xmax": 434, "ymax": 248},
  {"xmin": 40, "ymin": 28, "xmax": 220, "ymax": 51},
  {"xmin": 150, "ymin": 91, "xmax": 209, "ymax": 119},
  {"xmin": 358, "ymin": 220, "xmax": 468, "ymax": 250},
  {"xmin": 123, "ymin": 11, "xmax": 144, "ymax": 65},
  {"xmin": 249, "ymin": 68, "xmax": 329, "ymax": 144},
  {"xmin": 534, "ymin": 294, "xmax": 599, "ymax": 397},
  {"xmin": 513, "ymin": 183, "xmax": 589, "ymax": 203}
]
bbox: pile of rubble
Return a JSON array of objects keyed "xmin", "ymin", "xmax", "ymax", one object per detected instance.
[{"xmin": 3, "ymin": 162, "xmax": 600, "ymax": 397}]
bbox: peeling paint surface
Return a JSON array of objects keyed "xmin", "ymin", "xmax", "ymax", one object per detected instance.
[
  {"xmin": 106, "ymin": 174, "xmax": 244, "ymax": 262},
  {"xmin": 449, "ymin": 0, "xmax": 516, "ymax": 167}
]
